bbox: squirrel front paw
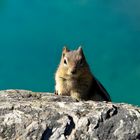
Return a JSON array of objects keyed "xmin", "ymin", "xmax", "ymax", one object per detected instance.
[
  {"xmin": 54, "ymin": 90, "xmax": 58, "ymax": 95},
  {"xmin": 54, "ymin": 90, "xmax": 63, "ymax": 95}
]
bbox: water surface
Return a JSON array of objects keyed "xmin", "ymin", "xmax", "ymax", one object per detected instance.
[{"xmin": 0, "ymin": 0, "xmax": 140, "ymax": 105}]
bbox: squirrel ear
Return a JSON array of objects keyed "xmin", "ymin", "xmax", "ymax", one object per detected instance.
[
  {"xmin": 62, "ymin": 46, "xmax": 69, "ymax": 57},
  {"xmin": 63, "ymin": 46, "xmax": 69, "ymax": 52},
  {"xmin": 77, "ymin": 46, "xmax": 83, "ymax": 54}
]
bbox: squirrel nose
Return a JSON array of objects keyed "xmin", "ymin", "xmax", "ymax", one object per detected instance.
[{"xmin": 71, "ymin": 69, "xmax": 76, "ymax": 74}]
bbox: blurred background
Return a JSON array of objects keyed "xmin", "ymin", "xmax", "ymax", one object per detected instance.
[{"xmin": 0, "ymin": 0, "xmax": 140, "ymax": 105}]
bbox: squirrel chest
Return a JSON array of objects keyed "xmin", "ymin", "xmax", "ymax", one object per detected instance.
[{"xmin": 60, "ymin": 77, "xmax": 83, "ymax": 90}]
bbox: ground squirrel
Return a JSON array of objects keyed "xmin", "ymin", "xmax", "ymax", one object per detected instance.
[{"xmin": 55, "ymin": 46, "xmax": 111, "ymax": 101}]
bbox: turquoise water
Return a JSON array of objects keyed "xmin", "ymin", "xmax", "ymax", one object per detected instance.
[{"xmin": 0, "ymin": 0, "xmax": 140, "ymax": 105}]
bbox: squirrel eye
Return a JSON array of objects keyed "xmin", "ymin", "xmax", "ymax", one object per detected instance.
[{"xmin": 64, "ymin": 59, "xmax": 67, "ymax": 64}]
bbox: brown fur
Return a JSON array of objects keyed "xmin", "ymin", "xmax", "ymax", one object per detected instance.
[{"xmin": 55, "ymin": 46, "xmax": 111, "ymax": 101}]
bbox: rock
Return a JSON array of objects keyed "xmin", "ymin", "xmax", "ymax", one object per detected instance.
[{"xmin": 0, "ymin": 89, "xmax": 140, "ymax": 140}]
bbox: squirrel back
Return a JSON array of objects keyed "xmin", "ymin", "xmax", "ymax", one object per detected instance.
[{"xmin": 55, "ymin": 46, "xmax": 111, "ymax": 102}]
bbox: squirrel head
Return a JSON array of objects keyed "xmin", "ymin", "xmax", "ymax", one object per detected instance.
[{"xmin": 60, "ymin": 46, "xmax": 89, "ymax": 77}]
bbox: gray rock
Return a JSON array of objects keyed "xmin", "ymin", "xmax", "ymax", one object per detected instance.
[{"xmin": 0, "ymin": 89, "xmax": 140, "ymax": 140}]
